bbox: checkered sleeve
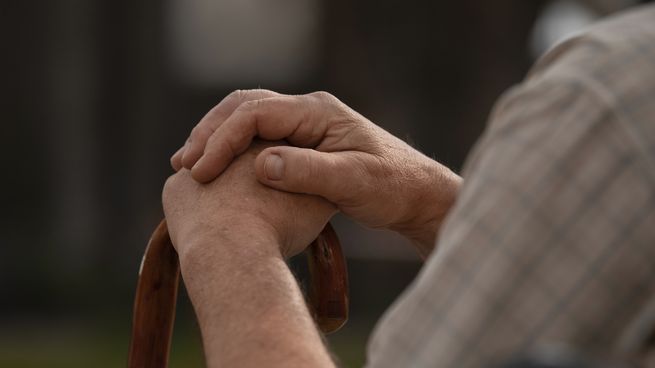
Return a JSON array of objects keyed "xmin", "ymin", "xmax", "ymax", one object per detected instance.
[{"xmin": 365, "ymin": 5, "xmax": 655, "ymax": 368}]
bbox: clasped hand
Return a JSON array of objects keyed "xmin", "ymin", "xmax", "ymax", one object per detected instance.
[
  {"xmin": 163, "ymin": 140, "xmax": 336, "ymax": 263},
  {"xmin": 164, "ymin": 90, "xmax": 461, "ymax": 261}
]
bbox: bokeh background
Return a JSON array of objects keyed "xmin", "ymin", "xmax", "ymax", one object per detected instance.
[{"xmin": 0, "ymin": 0, "xmax": 641, "ymax": 366}]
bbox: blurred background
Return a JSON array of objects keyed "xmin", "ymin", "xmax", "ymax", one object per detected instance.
[{"xmin": 0, "ymin": 0, "xmax": 641, "ymax": 366}]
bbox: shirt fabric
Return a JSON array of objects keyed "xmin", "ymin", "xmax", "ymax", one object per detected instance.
[{"xmin": 366, "ymin": 5, "xmax": 655, "ymax": 367}]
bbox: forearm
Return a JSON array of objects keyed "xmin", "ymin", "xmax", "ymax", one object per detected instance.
[{"xmin": 179, "ymin": 228, "xmax": 334, "ymax": 368}]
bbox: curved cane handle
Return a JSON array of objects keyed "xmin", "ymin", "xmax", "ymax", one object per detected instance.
[
  {"xmin": 127, "ymin": 220, "xmax": 348, "ymax": 368},
  {"xmin": 306, "ymin": 223, "xmax": 349, "ymax": 333},
  {"xmin": 128, "ymin": 220, "xmax": 180, "ymax": 368}
]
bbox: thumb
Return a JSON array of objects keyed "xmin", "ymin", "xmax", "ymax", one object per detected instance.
[{"xmin": 255, "ymin": 146, "xmax": 349, "ymax": 202}]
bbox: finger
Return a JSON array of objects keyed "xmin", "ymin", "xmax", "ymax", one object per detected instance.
[
  {"xmin": 190, "ymin": 95, "xmax": 328, "ymax": 183},
  {"xmin": 170, "ymin": 146, "xmax": 185, "ymax": 171},
  {"xmin": 181, "ymin": 89, "xmax": 281, "ymax": 169},
  {"xmin": 180, "ymin": 124, "xmax": 214, "ymax": 168},
  {"xmin": 254, "ymin": 146, "xmax": 356, "ymax": 204}
]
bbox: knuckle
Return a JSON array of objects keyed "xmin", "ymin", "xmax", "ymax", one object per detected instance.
[
  {"xmin": 190, "ymin": 124, "xmax": 211, "ymax": 141},
  {"xmin": 308, "ymin": 91, "xmax": 344, "ymax": 122},
  {"xmin": 309, "ymin": 91, "xmax": 340, "ymax": 106},
  {"xmin": 223, "ymin": 89, "xmax": 249, "ymax": 110},
  {"xmin": 250, "ymin": 88, "xmax": 276, "ymax": 99},
  {"xmin": 226, "ymin": 89, "xmax": 244, "ymax": 103},
  {"xmin": 237, "ymin": 98, "xmax": 263, "ymax": 113},
  {"xmin": 309, "ymin": 90, "xmax": 333, "ymax": 101},
  {"xmin": 189, "ymin": 126, "xmax": 202, "ymax": 140},
  {"xmin": 217, "ymin": 90, "xmax": 246, "ymax": 111},
  {"xmin": 229, "ymin": 88, "xmax": 276, "ymax": 104}
]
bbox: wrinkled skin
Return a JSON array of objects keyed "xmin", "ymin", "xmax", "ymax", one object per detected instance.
[
  {"xmin": 163, "ymin": 140, "xmax": 336, "ymax": 260},
  {"xmin": 170, "ymin": 90, "xmax": 461, "ymax": 256}
]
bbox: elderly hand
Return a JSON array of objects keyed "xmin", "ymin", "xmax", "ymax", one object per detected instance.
[
  {"xmin": 171, "ymin": 90, "xmax": 461, "ymax": 257},
  {"xmin": 163, "ymin": 140, "xmax": 338, "ymax": 368},
  {"xmin": 163, "ymin": 140, "xmax": 336, "ymax": 262}
]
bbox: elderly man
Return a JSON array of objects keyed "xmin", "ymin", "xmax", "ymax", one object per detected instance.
[{"xmin": 163, "ymin": 4, "xmax": 655, "ymax": 367}]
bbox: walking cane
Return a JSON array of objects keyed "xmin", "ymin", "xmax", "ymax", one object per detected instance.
[{"xmin": 127, "ymin": 219, "xmax": 348, "ymax": 368}]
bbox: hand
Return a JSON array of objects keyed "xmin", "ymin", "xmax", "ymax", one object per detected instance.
[
  {"xmin": 171, "ymin": 90, "xmax": 461, "ymax": 257},
  {"xmin": 163, "ymin": 140, "xmax": 336, "ymax": 261},
  {"xmin": 163, "ymin": 141, "xmax": 337, "ymax": 368}
]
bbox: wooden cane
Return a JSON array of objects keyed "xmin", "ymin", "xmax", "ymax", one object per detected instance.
[{"xmin": 127, "ymin": 220, "xmax": 348, "ymax": 368}]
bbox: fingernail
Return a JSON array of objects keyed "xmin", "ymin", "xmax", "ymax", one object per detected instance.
[{"xmin": 265, "ymin": 154, "xmax": 284, "ymax": 180}]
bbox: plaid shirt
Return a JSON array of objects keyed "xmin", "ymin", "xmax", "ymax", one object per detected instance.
[{"xmin": 366, "ymin": 5, "xmax": 655, "ymax": 368}]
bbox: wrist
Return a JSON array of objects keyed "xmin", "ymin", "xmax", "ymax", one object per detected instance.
[
  {"xmin": 176, "ymin": 215, "xmax": 283, "ymax": 272},
  {"xmin": 394, "ymin": 160, "xmax": 461, "ymax": 258}
]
